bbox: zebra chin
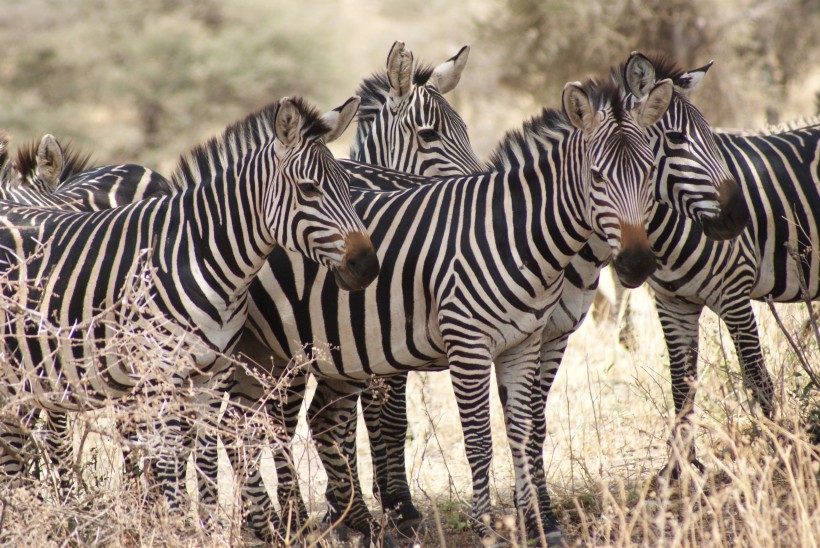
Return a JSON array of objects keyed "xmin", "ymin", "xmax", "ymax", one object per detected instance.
[
  {"xmin": 331, "ymin": 231, "xmax": 380, "ymax": 291},
  {"xmin": 700, "ymin": 178, "xmax": 749, "ymax": 241}
]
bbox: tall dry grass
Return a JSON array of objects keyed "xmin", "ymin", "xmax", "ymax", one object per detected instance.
[{"xmin": 0, "ymin": 260, "xmax": 817, "ymax": 546}]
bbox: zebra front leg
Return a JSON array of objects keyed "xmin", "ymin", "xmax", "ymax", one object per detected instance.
[
  {"xmin": 362, "ymin": 373, "xmax": 421, "ymax": 534},
  {"xmin": 655, "ymin": 295, "xmax": 705, "ymax": 478},
  {"xmin": 309, "ymin": 378, "xmax": 392, "ymax": 546},
  {"xmin": 717, "ymin": 299, "xmax": 774, "ymax": 417},
  {"xmin": 495, "ymin": 340, "xmax": 563, "ymax": 545},
  {"xmin": 265, "ymin": 367, "xmax": 310, "ymax": 537},
  {"xmin": 40, "ymin": 411, "xmax": 75, "ymax": 500},
  {"xmin": 529, "ymin": 332, "xmax": 572, "ymax": 542},
  {"xmin": 220, "ymin": 391, "xmax": 283, "ymax": 543}
]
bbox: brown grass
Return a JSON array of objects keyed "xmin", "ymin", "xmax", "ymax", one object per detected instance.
[{"xmin": 0, "ymin": 269, "xmax": 818, "ymax": 547}]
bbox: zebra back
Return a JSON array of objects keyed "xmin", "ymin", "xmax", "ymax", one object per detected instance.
[{"xmin": 350, "ymin": 41, "xmax": 481, "ymax": 178}]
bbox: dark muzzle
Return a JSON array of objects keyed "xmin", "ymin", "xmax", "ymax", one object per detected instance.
[
  {"xmin": 333, "ymin": 231, "xmax": 380, "ymax": 291},
  {"xmin": 613, "ymin": 223, "xmax": 657, "ymax": 289},
  {"xmin": 701, "ymin": 178, "xmax": 749, "ymax": 241}
]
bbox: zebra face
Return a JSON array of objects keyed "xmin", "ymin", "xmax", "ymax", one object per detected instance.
[
  {"xmin": 401, "ymin": 86, "xmax": 482, "ymax": 176},
  {"xmin": 270, "ymin": 98, "xmax": 379, "ymax": 291},
  {"xmin": 355, "ymin": 42, "xmax": 482, "ymax": 178},
  {"xmin": 564, "ymin": 79, "xmax": 673, "ymax": 288},
  {"xmin": 623, "ymin": 52, "xmax": 749, "ymax": 241}
]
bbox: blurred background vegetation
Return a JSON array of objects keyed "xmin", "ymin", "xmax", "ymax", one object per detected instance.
[{"xmin": 1, "ymin": 0, "xmax": 819, "ymax": 172}]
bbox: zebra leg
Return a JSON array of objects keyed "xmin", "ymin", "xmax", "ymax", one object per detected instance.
[
  {"xmin": 190, "ymin": 367, "xmax": 235, "ymax": 526},
  {"xmin": 362, "ymin": 373, "xmax": 421, "ymax": 533},
  {"xmin": 270, "ymin": 369, "xmax": 310, "ymax": 533},
  {"xmin": 495, "ymin": 341, "xmax": 563, "ymax": 545},
  {"xmin": 309, "ymin": 378, "xmax": 387, "ymax": 544},
  {"xmin": 655, "ymin": 294, "xmax": 705, "ymax": 477},
  {"xmin": 529, "ymin": 332, "xmax": 572, "ymax": 539},
  {"xmin": 41, "ymin": 411, "xmax": 75, "ymax": 499},
  {"xmin": 220, "ymin": 373, "xmax": 283, "ymax": 543},
  {"xmin": 717, "ymin": 299, "xmax": 774, "ymax": 417},
  {"xmin": 0, "ymin": 412, "xmax": 34, "ymax": 485}
]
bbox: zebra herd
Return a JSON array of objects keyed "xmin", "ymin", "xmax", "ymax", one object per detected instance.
[{"xmin": 0, "ymin": 42, "xmax": 817, "ymax": 547}]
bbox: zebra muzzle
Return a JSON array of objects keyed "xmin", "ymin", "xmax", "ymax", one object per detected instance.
[
  {"xmin": 613, "ymin": 223, "xmax": 657, "ymax": 288},
  {"xmin": 333, "ymin": 231, "xmax": 380, "ymax": 291},
  {"xmin": 701, "ymin": 178, "xmax": 749, "ymax": 241}
]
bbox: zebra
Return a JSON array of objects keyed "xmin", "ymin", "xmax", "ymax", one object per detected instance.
[
  {"xmin": 0, "ymin": 96, "xmax": 378, "ymax": 513},
  {"xmin": 643, "ymin": 115, "xmax": 820, "ymax": 473},
  {"xmin": 226, "ymin": 74, "xmax": 677, "ymax": 545},
  {"xmin": 293, "ymin": 52, "xmax": 750, "ymax": 542},
  {"xmin": 184, "ymin": 40, "xmax": 485, "ymax": 541}
]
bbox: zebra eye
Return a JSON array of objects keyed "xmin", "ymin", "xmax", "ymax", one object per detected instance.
[
  {"xmin": 298, "ymin": 180, "xmax": 321, "ymax": 197},
  {"xmin": 591, "ymin": 170, "xmax": 605, "ymax": 184},
  {"xmin": 666, "ymin": 131, "xmax": 688, "ymax": 145},
  {"xmin": 417, "ymin": 128, "xmax": 439, "ymax": 143}
]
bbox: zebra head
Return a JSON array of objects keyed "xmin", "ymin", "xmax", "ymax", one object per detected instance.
[
  {"xmin": 270, "ymin": 96, "xmax": 379, "ymax": 291},
  {"xmin": 0, "ymin": 133, "xmax": 91, "ymax": 194},
  {"xmin": 622, "ymin": 52, "xmax": 749, "ymax": 240},
  {"xmin": 351, "ymin": 41, "xmax": 482, "ymax": 176},
  {"xmin": 563, "ymin": 78, "xmax": 673, "ymax": 288}
]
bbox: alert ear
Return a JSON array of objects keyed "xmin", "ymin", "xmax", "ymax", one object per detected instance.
[
  {"xmin": 563, "ymin": 82, "xmax": 601, "ymax": 135},
  {"xmin": 429, "ymin": 44, "xmax": 470, "ymax": 94},
  {"xmin": 637, "ymin": 79, "xmax": 673, "ymax": 128},
  {"xmin": 624, "ymin": 51, "xmax": 657, "ymax": 99},
  {"xmin": 320, "ymin": 96, "xmax": 361, "ymax": 144},
  {"xmin": 37, "ymin": 134, "xmax": 64, "ymax": 191},
  {"xmin": 674, "ymin": 60, "xmax": 713, "ymax": 96},
  {"xmin": 274, "ymin": 97, "xmax": 302, "ymax": 157},
  {"xmin": 387, "ymin": 40, "xmax": 414, "ymax": 101}
]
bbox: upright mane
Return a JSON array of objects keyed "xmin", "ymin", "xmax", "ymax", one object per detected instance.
[
  {"xmin": 12, "ymin": 137, "xmax": 92, "ymax": 186},
  {"xmin": 355, "ymin": 63, "xmax": 436, "ymax": 130},
  {"xmin": 488, "ymin": 77, "xmax": 625, "ymax": 171},
  {"xmin": 171, "ymin": 96, "xmax": 330, "ymax": 189}
]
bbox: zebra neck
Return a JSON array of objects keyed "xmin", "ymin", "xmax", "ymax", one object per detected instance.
[
  {"xmin": 495, "ymin": 138, "xmax": 594, "ymax": 285},
  {"xmin": 166, "ymin": 171, "xmax": 275, "ymax": 299}
]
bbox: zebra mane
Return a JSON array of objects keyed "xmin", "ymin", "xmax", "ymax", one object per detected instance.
[
  {"xmin": 488, "ymin": 78, "xmax": 625, "ymax": 171},
  {"xmin": 171, "ymin": 97, "xmax": 331, "ymax": 189},
  {"xmin": 355, "ymin": 63, "xmax": 436, "ymax": 129},
  {"xmin": 752, "ymin": 115, "xmax": 820, "ymax": 135},
  {"xmin": 12, "ymin": 137, "xmax": 92, "ymax": 186}
]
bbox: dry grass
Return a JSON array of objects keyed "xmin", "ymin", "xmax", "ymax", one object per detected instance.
[{"xmin": 0, "ymin": 268, "xmax": 818, "ymax": 546}]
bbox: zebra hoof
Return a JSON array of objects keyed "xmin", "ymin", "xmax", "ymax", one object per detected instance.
[{"xmin": 659, "ymin": 458, "xmax": 706, "ymax": 480}]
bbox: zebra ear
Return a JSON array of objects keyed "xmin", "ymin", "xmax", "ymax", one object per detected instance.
[
  {"xmin": 320, "ymin": 96, "xmax": 361, "ymax": 144},
  {"xmin": 37, "ymin": 134, "xmax": 63, "ymax": 191},
  {"xmin": 429, "ymin": 45, "xmax": 470, "ymax": 94},
  {"xmin": 624, "ymin": 51, "xmax": 657, "ymax": 99},
  {"xmin": 674, "ymin": 60, "xmax": 713, "ymax": 95},
  {"xmin": 387, "ymin": 40, "xmax": 414, "ymax": 101},
  {"xmin": 563, "ymin": 82, "xmax": 601, "ymax": 135},
  {"xmin": 637, "ymin": 79, "xmax": 673, "ymax": 128},
  {"xmin": 274, "ymin": 97, "xmax": 303, "ymax": 154}
]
